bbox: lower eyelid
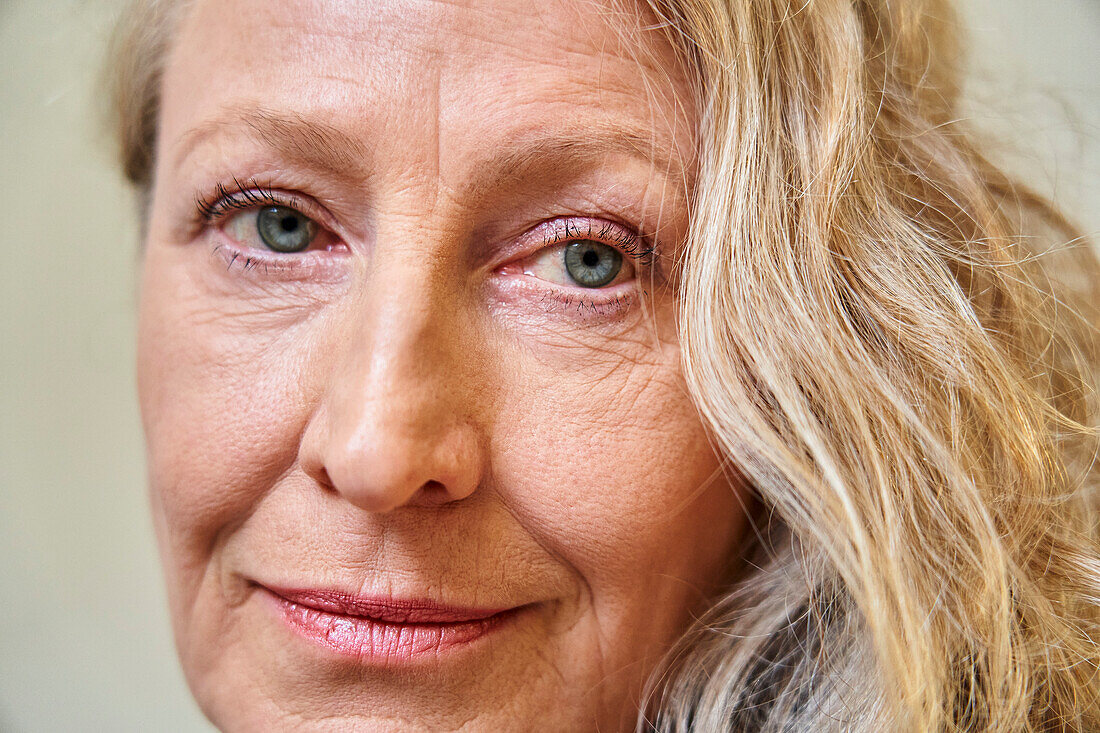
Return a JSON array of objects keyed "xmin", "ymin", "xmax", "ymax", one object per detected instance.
[
  {"xmin": 211, "ymin": 241, "xmax": 303, "ymax": 275},
  {"xmin": 207, "ymin": 236, "xmax": 351, "ymax": 284},
  {"xmin": 533, "ymin": 288, "xmax": 638, "ymax": 321},
  {"xmin": 490, "ymin": 270, "xmax": 640, "ymax": 319},
  {"xmin": 550, "ymin": 289, "xmax": 635, "ymax": 313}
]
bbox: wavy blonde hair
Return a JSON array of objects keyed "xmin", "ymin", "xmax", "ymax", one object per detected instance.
[{"xmin": 107, "ymin": 0, "xmax": 1100, "ymax": 730}]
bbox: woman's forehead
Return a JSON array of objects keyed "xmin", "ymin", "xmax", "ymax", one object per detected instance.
[{"xmin": 159, "ymin": 0, "xmax": 696, "ymax": 192}]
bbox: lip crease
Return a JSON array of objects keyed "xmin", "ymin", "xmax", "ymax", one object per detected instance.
[{"xmin": 259, "ymin": 585, "xmax": 521, "ymax": 662}]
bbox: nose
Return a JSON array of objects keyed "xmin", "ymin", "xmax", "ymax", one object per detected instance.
[{"xmin": 298, "ymin": 260, "xmax": 485, "ymax": 514}]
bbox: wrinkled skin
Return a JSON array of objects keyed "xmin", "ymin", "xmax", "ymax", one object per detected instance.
[{"xmin": 138, "ymin": 0, "xmax": 747, "ymax": 729}]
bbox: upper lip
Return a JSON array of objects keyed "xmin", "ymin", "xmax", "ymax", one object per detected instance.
[{"xmin": 262, "ymin": 585, "xmax": 515, "ymax": 624}]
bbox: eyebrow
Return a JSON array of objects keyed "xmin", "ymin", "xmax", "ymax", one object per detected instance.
[
  {"xmin": 171, "ymin": 104, "xmax": 371, "ymax": 179},
  {"xmin": 489, "ymin": 125, "xmax": 687, "ymax": 189},
  {"xmin": 170, "ymin": 102, "xmax": 689, "ymax": 195}
]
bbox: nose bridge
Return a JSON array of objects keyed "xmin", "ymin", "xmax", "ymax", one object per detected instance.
[
  {"xmin": 302, "ymin": 243, "xmax": 482, "ymax": 513},
  {"xmin": 341, "ymin": 263, "xmax": 450, "ymax": 428}
]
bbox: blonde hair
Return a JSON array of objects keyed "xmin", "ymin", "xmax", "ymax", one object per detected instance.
[{"xmin": 107, "ymin": 1, "xmax": 1100, "ymax": 730}]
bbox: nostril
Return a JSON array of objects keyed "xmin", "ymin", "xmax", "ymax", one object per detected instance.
[
  {"xmin": 417, "ymin": 479, "xmax": 458, "ymax": 505},
  {"xmin": 315, "ymin": 466, "xmax": 335, "ymax": 490},
  {"xmin": 301, "ymin": 454, "xmax": 336, "ymax": 491}
]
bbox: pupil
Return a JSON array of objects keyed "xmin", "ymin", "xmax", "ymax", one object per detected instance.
[
  {"xmin": 582, "ymin": 249, "xmax": 600, "ymax": 267},
  {"xmin": 280, "ymin": 216, "xmax": 298, "ymax": 232}
]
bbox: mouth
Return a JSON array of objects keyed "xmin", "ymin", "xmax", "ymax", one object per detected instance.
[{"xmin": 258, "ymin": 585, "xmax": 524, "ymax": 663}]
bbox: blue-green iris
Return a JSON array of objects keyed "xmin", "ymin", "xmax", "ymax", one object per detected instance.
[
  {"xmin": 564, "ymin": 240, "xmax": 622, "ymax": 287},
  {"xmin": 256, "ymin": 206, "xmax": 316, "ymax": 253}
]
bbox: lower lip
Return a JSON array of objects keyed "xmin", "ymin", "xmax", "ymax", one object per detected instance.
[{"xmin": 260, "ymin": 588, "xmax": 518, "ymax": 663}]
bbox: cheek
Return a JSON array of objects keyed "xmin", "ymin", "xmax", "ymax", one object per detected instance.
[
  {"xmin": 493, "ymin": 338, "xmax": 743, "ymax": 644},
  {"xmin": 136, "ymin": 246, "xmax": 324, "ymax": 600}
]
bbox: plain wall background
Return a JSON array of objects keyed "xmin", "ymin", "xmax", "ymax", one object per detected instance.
[{"xmin": 1, "ymin": 1, "xmax": 1097, "ymax": 730}]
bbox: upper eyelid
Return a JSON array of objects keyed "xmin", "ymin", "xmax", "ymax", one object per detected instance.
[
  {"xmin": 532, "ymin": 219, "xmax": 656, "ymax": 264},
  {"xmin": 197, "ymin": 180, "xmax": 307, "ymax": 222}
]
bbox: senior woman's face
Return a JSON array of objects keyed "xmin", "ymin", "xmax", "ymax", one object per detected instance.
[{"xmin": 138, "ymin": 0, "xmax": 744, "ymax": 729}]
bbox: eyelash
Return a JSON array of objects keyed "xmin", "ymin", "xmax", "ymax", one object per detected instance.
[
  {"xmin": 193, "ymin": 178, "xmax": 657, "ymax": 314},
  {"xmin": 537, "ymin": 219, "xmax": 656, "ymax": 267},
  {"xmin": 196, "ymin": 178, "xmax": 312, "ymax": 227}
]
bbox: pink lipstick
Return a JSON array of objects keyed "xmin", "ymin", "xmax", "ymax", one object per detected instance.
[{"xmin": 260, "ymin": 586, "xmax": 519, "ymax": 662}]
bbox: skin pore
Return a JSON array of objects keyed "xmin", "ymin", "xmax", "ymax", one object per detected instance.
[{"xmin": 137, "ymin": 0, "xmax": 748, "ymax": 729}]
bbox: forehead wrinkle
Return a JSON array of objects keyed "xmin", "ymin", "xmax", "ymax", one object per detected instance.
[
  {"xmin": 170, "ymin": 103, "xmax": 372, "ymax": 181},
  {"xmin": 425, "ymin": 0, "xmax": 695, "ymax": 206}
]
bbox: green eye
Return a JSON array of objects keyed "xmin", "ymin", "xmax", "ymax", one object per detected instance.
[
  {"xmin": 563, "ymin": 241, "xmax": 622, "ymax": 288},
  {"xmin": 256, "ymin": 205, "xmax": 318, "ymax": 253}
]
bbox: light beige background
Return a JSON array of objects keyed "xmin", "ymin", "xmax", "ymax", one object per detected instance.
[{"xmin": 1, "ymin": 0, "xmax": 1097, "ymax": 730}]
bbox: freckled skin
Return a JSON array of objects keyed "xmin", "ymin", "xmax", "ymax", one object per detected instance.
[{"xmin": 139, "ymin": 0, "xmax": 748, "ymax": 730}]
